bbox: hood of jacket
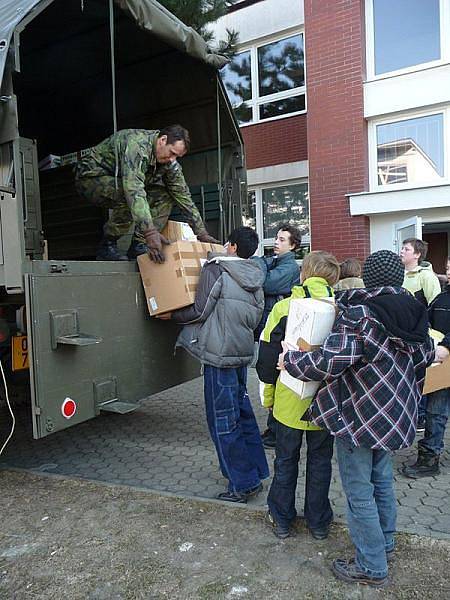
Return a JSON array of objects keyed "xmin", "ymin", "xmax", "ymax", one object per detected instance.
[
  {"xmin": 337, "ymin": 286, "xmax": 429, "ymax": 346},
  {"xmin": 405, "ymin": 261, "xmax": 433, "ymax": 274},
  {"xmin": 290, "ymin": 276, "xmax": 334, "ymax": 299},
  {"xmin": 207, "ymin": 255, "xmax": 265, "ymax": 292},
  {"xmin": 335, "ymin": 276, "xmax": 365, "ymax": 291}
]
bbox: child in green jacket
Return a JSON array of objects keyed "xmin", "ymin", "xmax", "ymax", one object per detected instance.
[{"xmin": 256, "ymin": 251, "xmax": 340, "ymax": 539}]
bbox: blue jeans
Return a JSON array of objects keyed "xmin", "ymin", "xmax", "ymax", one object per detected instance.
[
  {"xmin": 418, "ymin": 395, "xmax": 428, "ymax": 420},
  {"xmin": 419, "ymin": 388, "xmax": 450, "ymax": 455},
  {"xmin": 203, "ymin": 365, "xmax": 269, "ymax": 493},
  {"xmin": 267, "ymin": 421, "xmax": 334, "ymax": 530},
  {"xmin": 336, "ymin": 438, "xmax": 396, "ymax": 579}
]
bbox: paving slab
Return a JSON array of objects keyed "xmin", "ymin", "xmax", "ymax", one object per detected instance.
[{"xmin": 1, "ymin": 370, "xmax": 449, "ymax": 540}]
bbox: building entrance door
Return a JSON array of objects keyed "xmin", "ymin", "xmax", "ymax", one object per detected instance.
[{"xmin": 393, "ymin": 216, "xmax": 422, "ymax": 254}]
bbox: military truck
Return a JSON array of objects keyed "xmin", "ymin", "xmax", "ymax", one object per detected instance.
[{"xmin": 0, "ymin": 0, "xmax": 245, "ymax": 439}]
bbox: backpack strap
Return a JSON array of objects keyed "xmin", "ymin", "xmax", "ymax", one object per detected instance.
[{"xmin": 303, "ymin": 285, "xmax": 311, "ymax": 298}]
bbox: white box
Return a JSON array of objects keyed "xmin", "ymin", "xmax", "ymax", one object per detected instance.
[
  {"xmin": 161, "ymin": 220, "xmax": 197, "ymax": 242},
  {"xmin": 280, "ymin": 298, "xmax": 336, "ymax": 399}
]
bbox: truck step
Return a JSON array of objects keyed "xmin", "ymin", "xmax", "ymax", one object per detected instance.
[{"xmin": 99, "ymin": 401, "xmax": 139, "ymax": 414}]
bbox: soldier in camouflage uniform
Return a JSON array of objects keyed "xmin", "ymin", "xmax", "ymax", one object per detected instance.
[{"xmin": 75, "ymin": 125, "xmax": 219, "ymax": 261}]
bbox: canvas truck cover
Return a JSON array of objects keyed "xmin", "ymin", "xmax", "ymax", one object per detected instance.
[{"xmin": 0, "ymin": 0, "xmax": 228, "ymax": 90}]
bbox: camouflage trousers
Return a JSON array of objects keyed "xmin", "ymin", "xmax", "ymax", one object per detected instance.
[{"xmin": 75, "ymin": 175, "xmax": 173, "ymax": 242}]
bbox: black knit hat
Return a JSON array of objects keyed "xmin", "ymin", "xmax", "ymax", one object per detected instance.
[{"xmin": 363, "ymin": 250, "xmax": 404, "ymax": 289}]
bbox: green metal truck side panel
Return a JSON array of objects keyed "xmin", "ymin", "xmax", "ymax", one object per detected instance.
[
  {"xmin": 0, "ymin": 0, "xmax": 244, "ymax": 439},
  {"xmin": 25, "ymin": 262, "xmax": 198, "ymax": 439}
]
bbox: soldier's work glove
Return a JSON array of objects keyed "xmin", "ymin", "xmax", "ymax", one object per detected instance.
[
  {"xmin": 143, "ymin": 226, "xmax": 170, "ymax": 263},
  {"xmin": 196, "ymin": 229, "xmax": 221, "ymax": 244}
]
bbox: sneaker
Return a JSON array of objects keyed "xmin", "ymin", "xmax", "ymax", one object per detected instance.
[
  {"xmin": 216, "ymin": 483, "xmax": 263, "ymax": 504},
  {"xmin": 331, "ymin": 558, "xmax": 387, "ymax": 587},
  {"xmin": 309, "ymin": 525, "xmax": 330, "ymax": 540},
  {"xmin": 416, "ymin": 416, "xmax": 426, "ymax": 433},
  {"xmin": 245, "ymin": 482, "xmax": 263, "ymax": 498},
  {"xmin": 216, "ymin": 490, "xmax": 247, "ymax": 503},
  {"xmin": 265, "ymin": 511, "xmax": 291, "ymax": 539},
  {"xmin": 386, "ymin": 549, "xmax": 394, "ymax": 563}
]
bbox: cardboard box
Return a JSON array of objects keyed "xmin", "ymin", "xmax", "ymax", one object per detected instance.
[
  {"xmin": 38, "ymin": 147, "xmax": 92, "ymax": 170},
  {"xmin": 137, "ymin": 240, "xmax": 224, "ymax": 316},
  {"xmin": 423, "ymin": 357, "xmax": 450, "ymax": 394},
  {"xmin": 38, "ymin": 154, "xmax": 61, "ymax": 171},
  {"xmin": 161, "ymin": 220, "xmax": 196, "ymax": 242},
  {"xmin": 280, "ymin": 298, "xmax": 336, "ymax": 399}
]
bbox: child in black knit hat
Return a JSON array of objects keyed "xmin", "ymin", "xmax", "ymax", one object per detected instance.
[{"xmin": 278, "ymin": 249, "xmax": 435, "ymax": 587}]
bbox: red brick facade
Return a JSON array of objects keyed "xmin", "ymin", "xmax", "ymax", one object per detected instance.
[
  {"xmin": 242, "ymin": 114, "xmax": 308, "ymax": 170},
  {"xmin": 304, "ymin": 0, "xmax": 370, "ymax": 260}
]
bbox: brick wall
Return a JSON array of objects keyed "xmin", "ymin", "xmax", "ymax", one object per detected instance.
[
  {"xmin": 305, "ymin": 0, "xmax": 370, "ymax": 261},
  {"xmin": 242, "ymin": 114, "xmax": 308, "ymax": 170}
]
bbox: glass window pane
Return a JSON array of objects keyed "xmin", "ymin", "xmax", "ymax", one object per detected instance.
[
  {"xmin": 221, "ymin": 51, "xmax": 252, "ymax": 106},
  {"xmin": 376, "ymin": 114, "xmax": 444, "ymax": 186},
  {"xmin": 234, "ymin": 103, "xmax": 253, "ymax": 124},
  {"xmin": 373, "ymin": 0, "xmax": 440, "ymax": 75},
  {"xmin": 258, "ymin": 34, "xmax": 304, "ymax": 97},
  {"xmin": 259, "ymin": 95, "xmax": 305, "ymax": 120},
  {"xmin": 262, "ymin": 183, "xmax": 309, "ymax": 240},
  {"xmin": 242, "ymin": 190, "xmax": 256, "ymax": 229}
]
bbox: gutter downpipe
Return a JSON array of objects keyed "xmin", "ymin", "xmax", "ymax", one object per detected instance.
[
  {"xmin": 109, "ymin": 0, "xmax": 119, "ymax": 186},
  {"xmin": 216, "ymin": 76, "xmax": 224, "ymax": 242}
]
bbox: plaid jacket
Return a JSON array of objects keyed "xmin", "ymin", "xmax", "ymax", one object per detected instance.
[{"xmin": 284, "ymin": 287, "xmax": 435, "ymax": 451}]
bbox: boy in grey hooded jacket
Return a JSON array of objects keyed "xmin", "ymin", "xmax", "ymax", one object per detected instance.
[{"xmin": 163, "ymin": 227, "xmax": 269, "ymax": 502}]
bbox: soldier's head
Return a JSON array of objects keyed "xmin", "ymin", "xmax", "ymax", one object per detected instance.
[{"xmin": 156, "ymin": 125, "xmax": 190, "ymax": 164}]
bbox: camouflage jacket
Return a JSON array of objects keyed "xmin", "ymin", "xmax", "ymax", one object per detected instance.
[{"xmin": 76, "ymin": 129, "xmax": 204, "ymax": 233}]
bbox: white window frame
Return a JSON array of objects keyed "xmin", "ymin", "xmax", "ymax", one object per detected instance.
[
  {"xmin": 368, "ymin": 107, "xmax": 450, "ymax": 192},
  {"xmin": 249, "ymin": 178, "xmax": 310, "ymax": 254},
  {"xmin": 225, "ymin": 28, "xmax": 306, "ymax": 126},
  {"xmin": 365, "ymin": 0, "xmax": 450, "ymax": 81}
]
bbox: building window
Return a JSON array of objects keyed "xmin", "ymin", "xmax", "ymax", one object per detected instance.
[
  {"xmin": 222, "ymin": 50, "xmax": 253, "ymax": 124},
  {"xmin": 221, "ymin": 32, "xmax": 305, "ymax": 125},
  {"xmin": 242, "ymin": 189, "xmax": 256, "ymax": 229},
  {"xmin": 367, "ymin": 0, "xmax": 448, "ymax": 78},
  {"xmin": 248, "ymin": 181, "xmax": 310, "ymax": 252},
  {"xmin": 227, "ymin": 0, "xmax": 266, "ymax": 13},
  {"xmin": 370, "ymin": 111, "xmax": 446, "ymax": 189}
]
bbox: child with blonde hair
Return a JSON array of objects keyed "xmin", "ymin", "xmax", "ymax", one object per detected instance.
[{"xmin": 256, "ymin": 251, "xmax": 340, "ymax": 539}]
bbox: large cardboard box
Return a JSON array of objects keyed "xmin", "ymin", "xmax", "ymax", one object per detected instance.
[
  {"xmin": 137, "ymin": 240, "xmax": 224, "ymax": 316},
  {"xmin": 280, "ymin": 298, "xmax": 336, "ymax": 399},
  {"xmin": 423, "ymin": 357, "xmax": 450, "ymax": 394},
  {"xmin": 161, "ymin": 220, "xmax": 196, "ymax": 242}
]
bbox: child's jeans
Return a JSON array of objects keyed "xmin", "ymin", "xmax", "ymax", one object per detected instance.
[
  {"xmin": 267, "ymin": 420, "xmax": 334, "ymax": 529},
  {"xmin": 203, "ymin": 365, "xmax": 269, "ymax": 493},
  {"xmin": 419, "ymin": 388, "xmax": 450, "ymax": 455}
]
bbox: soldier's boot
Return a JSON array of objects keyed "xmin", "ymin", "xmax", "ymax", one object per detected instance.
[
  {"xmin": 402, "ymin": 447, "xmax": 440, "ymax": 478},
  {"xmin": 127, "ymin": 239, "xmax": 148, "ymax": 260},
  {"xmin": 96, "ymin": 236, "xmax": 128, "ymax": 261}
]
